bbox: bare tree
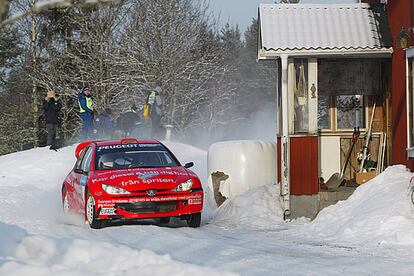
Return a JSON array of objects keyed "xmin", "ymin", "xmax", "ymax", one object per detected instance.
[
  {"xmin": 0, "ymin": 0, "xmax": 246, "ymax": 153},
  {"xmin": 117, "ymin": 0, "xmax": 238, "ymax": 136},
  {"xmin": 0, "ymin": 0, "xmax": 123, "ymax": 27}
]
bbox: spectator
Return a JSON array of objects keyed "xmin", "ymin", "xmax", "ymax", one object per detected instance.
[
  {"xmin": 146, "ymin": 86, "xmax": 163, "ymax": 137},
  {"xmin": 42, "ymin": 90, "xmax": 61, "ymax": 151},
  {"xmin": 78, "ymin": 85, "xmax": 94, "ymax": 140},
  {"xmin": 94, "ymin": 108, "xmax": 114, "ymax": 139},
  {"xmin": 116, "ymin": 104, "xmax": 140, "ymax": 137}
]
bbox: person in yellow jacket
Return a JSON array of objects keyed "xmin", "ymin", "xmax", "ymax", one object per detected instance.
[{"xmin": 78, "ymin": 86, "xmax": 94, "ymax": 140}]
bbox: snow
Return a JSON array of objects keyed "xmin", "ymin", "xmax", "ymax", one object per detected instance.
[
  {"xmin": 1, "ymin": 230, "xmax": 234, "ymax": 276},
  {"xmin": 301, "ymin": 165, "xmax": 414, "ymax": 246},
  {"xmin": 2, "ymin": 142, "xmax": 414, "ymax": 274},
  {"xmin": 213, "ymin": 184, "xmax": 285, "ymax": 230}
]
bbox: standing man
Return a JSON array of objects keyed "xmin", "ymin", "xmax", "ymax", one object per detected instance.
[
  {"xmin": 146, "ymin": 86, "xmax": 163, "ymax": 137},
  {"xmin": 42, "ymin": 90, "xmax": 61, "ymax": 151},
  {"xmin": 116, "ymin": 104, "xmax": 140, "ymax": 137},
  {"xmin": 78, "ymin": 85, "xmax": 94, "ymax": 141}
]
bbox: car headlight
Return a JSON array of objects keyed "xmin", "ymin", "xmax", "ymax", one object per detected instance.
[
  {"xmin": 102, "ymin": 184, "xmax": 131, "ymax": 195},
  {"xmin": 172, "ymin": 179, "xmax": 193, "ymax": 192}
]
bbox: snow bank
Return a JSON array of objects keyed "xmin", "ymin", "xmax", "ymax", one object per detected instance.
[
  {"xmin": 0, "ymin": 146, "xmax": 77, "ymax": 228},
  {"xmin": 213, "ymin": 184, "xmax": 285, "ymax": 230},
  {"xmin": 0, "ymin": 224, "xmax": 234, "ymax": 276},
  {"xmin": 303, "ymin": 165, "xmax": 414, "ymax": 245},
  {"xmin": 0, "ymin": 145, "xmax": 76, "ymax": 190}
]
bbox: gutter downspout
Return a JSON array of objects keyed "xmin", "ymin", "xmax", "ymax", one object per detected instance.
[{"xmin": 280, "ymin": 54, "xmax": 291, "ymax": 220}]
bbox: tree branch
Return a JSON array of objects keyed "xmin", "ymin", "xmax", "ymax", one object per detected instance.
[{"xmin": 0, "ymin": 0, "xmax": 123, "ymax": 28}]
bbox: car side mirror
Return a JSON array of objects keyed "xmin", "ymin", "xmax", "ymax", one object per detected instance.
[
  {"xmin": 74, "ymin": 168, "xmax": 84, "ymax": 174},
  {"xmin": 184, "ymin": 162, "xmax": 194, "ymax": 169}
]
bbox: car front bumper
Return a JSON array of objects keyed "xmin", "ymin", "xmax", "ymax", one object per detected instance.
[{"xmin": 95, "ymin": 191, "xmax": 203, "ymax": 220}]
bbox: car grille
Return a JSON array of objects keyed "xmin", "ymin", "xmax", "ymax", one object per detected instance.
[{"xmin": 115, "ymin": 201, "xmax": 177, "ymax": 214}]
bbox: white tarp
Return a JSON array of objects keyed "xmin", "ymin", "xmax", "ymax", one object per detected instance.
[{"xmin": 207, "ymin": 140, "xmax": 277, "ymax": 199}]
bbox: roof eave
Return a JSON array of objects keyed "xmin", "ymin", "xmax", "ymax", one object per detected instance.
[{"xmin": 258, "ymin": 48, "xmax": 393, "ymax": 59}]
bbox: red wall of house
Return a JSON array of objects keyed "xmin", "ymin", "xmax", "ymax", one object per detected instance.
[
  {"xmin": 387, "ymin": 0, "xmax": 414, "ymax": 169},
  {"xmin": 290, "ymin": 136, "xmax": 319, "ymax": 195},
  {"xmin": 277, "ymin": 136, "xmax": 319, "ymax": 195}
]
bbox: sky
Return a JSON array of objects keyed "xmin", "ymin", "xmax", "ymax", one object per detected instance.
[{"xmin": 209, "ymin": 0, "xmax": 358, "ymax": 35}]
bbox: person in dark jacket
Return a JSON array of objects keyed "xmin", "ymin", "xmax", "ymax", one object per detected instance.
[
  {"xmin": 42, "ymin": 90, "xmax": 61, "ymax": 151},
  {"xmin": 93, "ymin": 108, "xmax": 114, "ymax": 139},
  {"xmin": 116, "ymin": 104, "xmax": 140, "ymax": 137},
  {"xmin": 78, "ymin": 86, "xmax": 94, "ymax": 141}
]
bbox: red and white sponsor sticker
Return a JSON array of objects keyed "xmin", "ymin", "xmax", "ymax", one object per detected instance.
[
  {"xmin": 100, "ymin": 207, "xmax": 116, "ymax": 215},
  {"xmin": 98, "ymin": 193, "xmax": 202, "ymax": 205},
  {"xmin": 188, "ymin": 198, "xmax": 202, "ymax": 205}
]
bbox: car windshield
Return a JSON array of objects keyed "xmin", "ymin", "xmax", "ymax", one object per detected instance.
[{"xmin": 95, "ymin": 143, "xmax": 179, "ymax": 170}]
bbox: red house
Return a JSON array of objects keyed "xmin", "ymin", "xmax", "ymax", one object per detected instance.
[
  {"xmin": 258, "ymin": 1, "xmax": 413, "ymax": 218},
  {"xmin": 387, "ymin": 0, "xmax": 414, "ymax": 167}
]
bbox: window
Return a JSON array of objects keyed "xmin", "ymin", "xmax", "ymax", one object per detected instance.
[
  {"xmin": 317, "ymin": 95, "xmax": 367, "ymax": 131},
  {"xmin": 74, "ymin": 148, "xmax": 86, "ymax": 171},
  {"xmin": 294, "ymin": 59, "xmax": 309, "ymax": 133},
  {"xmin": 318, "ymin": 95, "xmax": 331, "ymax": 129},
  {"xmin": 336, "ymin": 95, "xmax": 365, "ymax": 129},
  {"xmin": 78, "ymin": 147, "xmax": 93, "ymax": 172},
  {"xmin": 95, "ymin": 144, "xmax": 179, "ymax": 170}
]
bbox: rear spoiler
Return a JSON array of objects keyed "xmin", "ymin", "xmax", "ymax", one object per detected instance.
[{"xmin": 75, "ymin": 140, "xmax": 100, "ymax": 158}]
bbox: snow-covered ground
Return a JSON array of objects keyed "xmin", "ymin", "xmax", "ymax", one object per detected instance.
[{"xmin": 2, "ymin": 142, "xmax": 414, "ymax": 275}]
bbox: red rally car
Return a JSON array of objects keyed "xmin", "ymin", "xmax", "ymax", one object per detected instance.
[{"xmin": 61, "ymin": 138, "xmax": 203, "ymax": 229}]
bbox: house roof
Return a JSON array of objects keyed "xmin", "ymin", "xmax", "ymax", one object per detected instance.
[{"xmin": 258, "ymin": 3, "xmax": 392, "ymax": 58}]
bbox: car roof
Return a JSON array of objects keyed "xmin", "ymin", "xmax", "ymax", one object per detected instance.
[{"xmin": 94, "ymin": 138, "xmax": 161, "ymax": 147}]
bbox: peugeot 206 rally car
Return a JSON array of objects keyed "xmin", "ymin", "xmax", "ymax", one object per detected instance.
[{"xmin": 61, "ymin": 138, "xmax": 203, "ymax": 229}]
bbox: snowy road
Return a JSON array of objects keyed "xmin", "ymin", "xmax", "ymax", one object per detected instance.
[{"xmin": 1, "ymin": 143, "xmax": 414, "ymax": 275}]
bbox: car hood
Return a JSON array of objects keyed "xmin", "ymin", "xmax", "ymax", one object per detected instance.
[{"xmin": 89, "ymin": 167, "xmax": 191, "ymax": 191}]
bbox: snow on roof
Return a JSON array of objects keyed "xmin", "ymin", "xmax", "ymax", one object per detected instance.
[{"xmin": 258, "ymin": 3, "xmax": 392, "ymax": 57}]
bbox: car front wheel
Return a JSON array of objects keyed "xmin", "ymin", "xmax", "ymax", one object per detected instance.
[
  {"xmin": 186, "ymin": 213, "xmax": 201, "ymax": 228},
  {"xmin": 86, "ymin": 192, "xmax": 106, "ymax": 229}
]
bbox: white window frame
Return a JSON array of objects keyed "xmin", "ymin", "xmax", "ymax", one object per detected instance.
[
  {"xmin": 318, "ymin": 95, "xmax": 368, "ymax": 133},
  {"xmin": 406, "ymin": 47, "xmax": 414, "ymax": 158}
]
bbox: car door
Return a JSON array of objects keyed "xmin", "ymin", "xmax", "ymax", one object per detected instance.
[
  {"xmin": 65, "ymin": 148, "xmax": 86, "ymax": 212},
  {"xmin": 73, "ymin": 146, "xmax": 94, "ymax": 210}
]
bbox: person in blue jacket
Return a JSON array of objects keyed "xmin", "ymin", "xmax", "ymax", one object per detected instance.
[
  {"xmin": 93, "ymin": 108, "xmax": 114, "ymax": 139},
  {"xmin": 78, "ymin": 86, "xmax": 94, "ymax": 140}
]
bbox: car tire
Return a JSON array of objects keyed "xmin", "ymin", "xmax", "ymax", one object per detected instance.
[
  {"xmin": 186, "ymin": 213, "xmax": 201, "ymax": 228},
  {"xmin": 160, "ymin": 217, "xmax": 171, "ymax": 224},
  {"xmin": 86, "ymin": 192, "xmax": 106, "ymax": 229}
]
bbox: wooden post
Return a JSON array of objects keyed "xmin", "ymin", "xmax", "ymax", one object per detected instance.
[
  {"xmin": 280, "ymin": 54, "xmax": 290, "ymax": 219},
  {"xmin": 308, "ymin": 58, "xmax": 318, "ymax": 134}
]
